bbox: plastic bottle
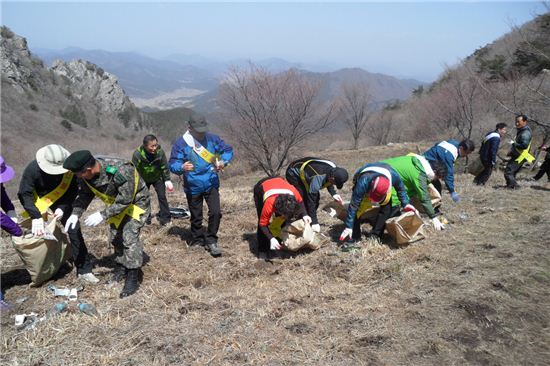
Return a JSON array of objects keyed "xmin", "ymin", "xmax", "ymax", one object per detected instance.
[
  {"xmin": 46, "ymin": 302, "xmax": 68, "ymax": 318},
  {"xmin": 78, "ymin": 303, "xmax": 98, "ymax": 317}
]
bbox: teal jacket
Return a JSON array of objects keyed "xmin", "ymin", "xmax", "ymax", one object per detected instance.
[{"xmin": 132, "ymin": 146, "xmax": 171, "ymax": 184}]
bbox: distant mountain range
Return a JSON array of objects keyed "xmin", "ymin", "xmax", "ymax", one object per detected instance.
[{"xmin": 34, "ymin": 47, "xmax": 425, "ymax": 113}]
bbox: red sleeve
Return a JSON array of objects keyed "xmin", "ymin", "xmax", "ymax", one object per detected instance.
[{"xmin": 259, "ymin": 196, "xmax": 275, "ymax": 227}]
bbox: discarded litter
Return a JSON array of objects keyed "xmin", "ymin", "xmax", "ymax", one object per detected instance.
[
  {"xmin": 170, "ymin": 207, "xmax": 191, "ymax": 219},
  {"xmin": 14, "ymin": 312, "xmax": 39, "ymax": 330},
  {"xmin": 15, "ymin": 296, "xmax": 29, "ymax": 304},
  {"xmin": 78, "ymin": 303, "xmax": 98, "ymax": 317},
  {"xmin": 47, "ymin": 284, "xmax": 84, "ymax": 301},
  {"xmin": 46, "ymin": 302, "xmax": 68, "ymax": 318}
]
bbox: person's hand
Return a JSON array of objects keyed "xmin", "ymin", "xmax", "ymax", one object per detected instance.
[
  {"xmin": 64, "ymin": 214, "xmax": 78, "ymax": 232},
  {"xmin": 215, "ymin": 159, "xmax": 225, "ymax": 172},
  {"xmin": 339, "ymin": 228, "xmax": 353, "ymax": 241},
  {"xmin": 53, "ymin": 208, "xmax": 64, "ymax": 220},
  {"xmin": 311, "ymin": 224, "xmax": 321, "ymax": 233},
  {"xmin": 451, "ymin": 192, "xmax": 460, "ymax": 203},
  {"xmin": 270, "ymin": 237, "xmax": 281, "ymax": 250},
  {"xmin": 332, "ymin": 194, "xmax": 343, "ymax": 204},
  {"xmin": 403, "ymin": 204, "xmax": 418, "ymax": 214},
  {"xmin": 84, "ymin": 211, "xmax": 104, "ymax": 227},
  {"xmin": 165, "ymin": 180, "xmax": 174, "ymax": 192},
  {"xmin": 6, "ymin": 210, "xmax": 18, "ymax": 224},
  {"xmin": 31, "ymin": 218, "xmax": 44, "ymax": 236},
  {"xmin": 182, "ymin": 161, "xmax": 194, "ymax": 172},
  {"xmin": 508, "ymin": 139, "xmax": 515, "ymax": 145},
  {"xmin": 432, "ymin": 217, "xmax": 445, "ymax": 231},
  {"xmin": 302, "ymin": 216, "xmax": 312, "ymax": 225}
]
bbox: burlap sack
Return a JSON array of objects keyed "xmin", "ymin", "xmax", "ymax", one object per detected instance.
[
  {"xmin": 280, "ymin": 220, "xmax": 321, "ymax": 251},
  {"xmin": 467, "ymin": 158, "xmax": 485, "ymax": 176},
  {"xmin": 322, "ymin": 201, "xmax": 380, "ymax": 223},
  {"xmin": 385, "ymin": 211, "xmax": 425, "ymax": 245},
  {"xmin": 410, "ymin": 183, "xmax": 442, "ymax": 213},
  {"xmin": 11, "ymin": 213, "xmax": 71, "ymax": 286}
]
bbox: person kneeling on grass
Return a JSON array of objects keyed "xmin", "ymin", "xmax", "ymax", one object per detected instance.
[
  {"xmin": 253, "ymin": 177, "xmax": 311, "ymax": 259},
  {"xmin": 339, "ymin": 162, "xmax": 415, "ymax": 245}
]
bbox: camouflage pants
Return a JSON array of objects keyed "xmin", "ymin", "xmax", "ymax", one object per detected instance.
[{"xmin": 109, "ymin": 208, "xmax": 149, "ymax": 269}]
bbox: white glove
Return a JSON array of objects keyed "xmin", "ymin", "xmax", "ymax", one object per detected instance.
[
  {"xmin": 270, "ymin": 237, "xmax": 282, "ymax": 250},
  {"xmin": 403, "ymin": 204, "xmax": 419, "ymax": 215},
  {"xmin": 31, "ymin": 218, "xmax": 45, "ymax": 236},
  {"xmin": 332, "ymin": 194, "xmax": 343, "ymax": 204},
  {"xmin": 432, "ymin": 217, "xmax": 445, "ymax": 231},
  {"xmin": 64, "ymin": 214, "xmax": 79, "ymax": 232},
  {"xmin": 53, "ymin": 208, "xmax": 64, "ymax": 220},
  {"xmin": 302, "ymin": 216, "xmax": 312, "ymax": 225},
  {"xmin": 508, "ymin": 139, "xmax": 515, "ymax": 145},
  {"xmin": 311, "ymin": 224, "xmax": 321, "ymax": 232},
  {"xmin": 84, "ymin": 211, "xmax": 104, "ymax": 227},
  {"xmin": 6, "ymin": 210, "xmax": 18, "ymax": 224},
  {"xmin": 165, "ymin": 180, "xmax": 174, "ymax": 192},
  {"xmin": 339, "ymin": 227, "xmax": 353, "ymax": 241}
]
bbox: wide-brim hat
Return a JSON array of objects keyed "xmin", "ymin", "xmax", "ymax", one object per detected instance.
[
  {"xmin": 0, "ymin": 156, "xmax": 15, "ymax": 183},
  {"xmin": 36, "ymin": 144, "xmax": 70, "ymax": 175}
]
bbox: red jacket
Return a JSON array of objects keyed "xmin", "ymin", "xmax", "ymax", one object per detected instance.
[{"xmin": 259, "ymin": 177, "xmax": 304, "ymax": 227}]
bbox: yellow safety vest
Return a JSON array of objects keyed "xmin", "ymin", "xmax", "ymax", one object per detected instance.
[
  {"xmin": 22, "ymin": 172, "xmax": 74, "ymax": 218},
  {"xmin": 84, "ymin": 168, "xmax": 145, "ymax": 228},
  {"xmin": 515, "ymin": 141, "xmax": 535, "ymax": 163},
  {"xmin": 299, "ymin": 159, "xmax": 333, "ymax": 192}
]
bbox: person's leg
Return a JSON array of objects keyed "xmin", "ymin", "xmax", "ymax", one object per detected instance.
[
  {"xmin": 58, "ymin": 207, "xmax": 93, "ymax": 276},
  {"xmin": 186, "ymin": 192, "xmax": 206, "ymax": 245},
  {"xmin": 504, "ymin": 160, "xmax": 522, "ymax": 188},
  {"xmin": 370, "ymin": 204, "xmax": 398, "ymax": 237},
  {"xmin": 204, "ymin": 188, "xmax": 221, "ymax": 244},
  {"xmin": 352, "ymin": 217, "xmax": 362, "ymax": 241},
  {"xmin": 474, "ymin": 163, "xmax": 493, "ymax": 185},
  {"xmin": 145, "ymin": 182, "xmax": 153, "ymax": 224},
  {"xmin": 253, "ymin": 181, "xmax": 270, "ymax": 254},
  {"xmin": 432, "ymin": 179, "xmax": 443, "ymax": 195},
  {"xmin": 534, "ymin": 158, "xmax": 550, "ymax": 180},
  {"xmin": 119, "ymin": 215, "xmax": 146, "ymax": 298},
  {"xmin": 153, "ymin": 179, "xmax": 171, "ymax": 224}
]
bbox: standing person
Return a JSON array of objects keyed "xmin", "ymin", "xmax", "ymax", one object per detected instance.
[
  {"xmin": 422, "ymin": 139, "xmax": 475, "ymax": 202},
  {"xmin": 62, "ymin": 151, "xmax": 150, "ymax": 298},
  {"xmin": 1, "ymin": 156, "xmax": 22, "ymax": 311},
  {"xmin": 169, "ymin": 114, "xmax": 233, "ymax": 257},
  {"xmin": 285, "ymin": 157, "xmax": 348, "ymax": 232},
  {"xmin": 533, "ymin": 145, "xmax": 550, "ymax": 183},
  {"xmin": 474, "ymin": 123, "xmax": 508, "ymax": 185},
  {"xmin": 504, "ymin": 114, "xmax": 534, "ymax": 189},
  {"xmin": 339, "ymin": 162, "xmax": 415, "ymax": 244},
  {"xmin": 253, "ymin": 176, "xmax": 311, "ymax": 258},
  {"xmin": 18, "ymin": 145, "xmax": 98, "ymax": 284},
  {"xmin": 132, "ymin": 134, "xmax": 174, "ymax": 226},
  {"xmin": 383, "ymin": 155, "xmax": 448, "ymax": 231}
]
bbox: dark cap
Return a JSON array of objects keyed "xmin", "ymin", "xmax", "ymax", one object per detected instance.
[
  {"xmin": 188, "ymin": 114, "xmax": 208, "ymax": 133},
  {"xmin": 63, "ymin": 150, "xmax": 94, "ymax": 172},
  {"xmin": 332, "ymin": 167, "xmax": 349, "ymax": 189}
]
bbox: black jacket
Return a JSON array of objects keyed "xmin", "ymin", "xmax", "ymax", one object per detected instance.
[
  {"xmin": 479, "ymin": 130, "xmax": 501, "ymax": 166},
  {"xmin": 18, "ymin": 160, "xmax": 79, "ymax": 219},
  {"xmin": 509, "ymin": 125, "xmax": 532, "ymax": 160},
  {"xmin": 286, "ymin": 157, "xmax": 337, "ymax": 196}
]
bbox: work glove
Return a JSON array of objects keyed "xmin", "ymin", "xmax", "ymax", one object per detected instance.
[
  {"xmin": 302, "ymin": 216, "xmax": 312, "ymax": 225},
  {"xmin": 165, "ymin": 180, "xmax": 174, "ymax": 192},
  {"xmin": 432, "ymin": 217, "xmax": 445, "ymax": 231},
  {"xmin": 311, "ymin": 224, "xmax": 321, "ymax": 233},
  {"xmin": 84, "ymin": 211, "xmax": 104, "ymax": 227},
  {"xmin": 31, "ymin": 218, "xmax": 45, "ymax": 236},
  {"xmin": 403, "ymin": 204, "xmax": 418, "ymax": 215},
  {"xmin": 339, "ymin": 228, "xmax": 353, "ymax": 242},
  {"xmin": 64, "ymin": 214, "xmax": 79, "ymax": 232},
  {"xmin": 450, "ymin": 192, "xmax": 460, "ymax": 203},
  {"xmin": 508, "ymin": 139, "xmax": 515, "ymax": 145},
  {"xmin": 6, "ymin": 210, "xmax": 18, "ymax": 224},
  {"xmin": 270, "ymin": 237, "xmax": 282, "ymax": 250},
  {"xmin": 53, "ymin": 208, "xmax": 64, "ymax": 220},
  {"xmin": 332, "ymin": 194, "xmax": 343, "ymax": 204}
]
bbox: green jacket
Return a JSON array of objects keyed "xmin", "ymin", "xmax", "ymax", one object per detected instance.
[
  {"xmin": 382, "ymin": 155, "xmax": 436, "ymax": 218},
  {"xmin": 132, "ymin": 146, "xmax": 170, "ymax": 184}
]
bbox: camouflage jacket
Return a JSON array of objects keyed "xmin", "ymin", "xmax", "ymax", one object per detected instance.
[{"xmin": 72, "ymin": 157, "xmax": 150, "ymax": 219}]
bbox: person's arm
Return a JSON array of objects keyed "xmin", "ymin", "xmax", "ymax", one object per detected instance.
[
  {"xmin": 17, "ymin": 164, "xmax": 42, "ymax": 219},
  {"xmin": 259, "ymin": 198, "xmax": 275, "ymax": 240},
  {"xmin": 169, "ymin": 139, "xmax": 186, "ymax": 175},
  {"xmin": 489, "ymin": 138, "xmax": 499, "ymax": 166},
  {"xmin": 72, "ymin": 180, "xmax": 96, "ymax": 217},
  {"xmin": 392, "ymin": 172, "xmax": 410, "ymax": 207},
  {"xmin": 514, "ymin": 128, "xmax": 532, "ymax": 150},
  {"xmin": 344, "ymin": 176, "xmax": 369, "ymax": 228},
  {"xmin": 101, "ymin": 166, "xmax": 137, "ymax": 219},
  {"xmin": 326, "ymin": 184, "xmax": 337, "ymax": 196},
  {"xmin": 1, "ymin": 212, "xmax": 22, "ymax": 236},
  {"xmin": 159, "ymin": 149, "xmax": 171, "ymax": 181},
  {"xmin": 1, "ymin": 185, "xmax": 15, "ymax": 213},
  {"xmin": 443, "ymin": 155, "xmax": 456, "ymax": 194},
  {"xmin": 54, "ymin": 175, "xmax": 79, "ymax": 215},
  {"xmin": 214, "ymin": 135, "xmax": 234, "ymax": 165},
  {"xmin": 415, "ymin": 172, "xmax": 436, "ymax": 218}
]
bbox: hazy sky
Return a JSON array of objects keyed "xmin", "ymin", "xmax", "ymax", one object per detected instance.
[{"xmin": 1, "ymin": 1, "xmax": 546, "ymax": 81}]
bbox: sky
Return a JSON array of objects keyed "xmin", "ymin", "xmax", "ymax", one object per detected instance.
[{"xmin": 1, "ymin": 1, "xmax": 547, "ymax": 82}]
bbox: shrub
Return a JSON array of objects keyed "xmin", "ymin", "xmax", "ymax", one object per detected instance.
[
  {"xmin": 59, "ymin": 104, "xmax": 87, "ymax": 128},
  {"xmin": 29, "ymin": 104, "xmax": 38, "ymax": 111},
  {"xmin": 60, "ymin": 119, "xmax": 73, "ymax": 131}
]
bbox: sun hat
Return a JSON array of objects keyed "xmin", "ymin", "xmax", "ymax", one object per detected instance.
[
  {"xmin": 0, "ymin": 156, "xmax": 15, "ymax": 183},
  {"xmin": 36, "ymin": 144, "xmax": 70, "ymax": 175}
]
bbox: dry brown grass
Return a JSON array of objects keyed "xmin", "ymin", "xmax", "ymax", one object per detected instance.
[{"xmin": 1, "ymin": 143, "xmax": 549, "ymax": 365}]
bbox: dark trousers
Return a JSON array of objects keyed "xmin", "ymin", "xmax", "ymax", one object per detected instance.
[
  {"xmin": 186, "ymin": 188, "xmax": 221, "ymax": 245},
  {"xmin": 147, "ymin": 179, "xmax": 170, "ymax": 222},
  {"xmin": 285, "ymin": 173, "xmax": 320, "ymax": 224},
  {"xmin": 474, "ymin": 162, "xmax": 493, "ymax": 185},
  {"xmin": 56, "ymin": 205, "xmax": 92, "ymax": 274},
  {"xmin": 534, "ymin": 158, "xmax": 550, "ymax": 181},
  {"xmin": 253, "ymin": 178, "xmax": 271, "ymax": 253},
  {"xmin": 369, "ymin": 204, "xmax": 401, "ymax": 238},
  {"xmin": 504, "ymin": 159, "xmax": 525, "ymax": 188}
]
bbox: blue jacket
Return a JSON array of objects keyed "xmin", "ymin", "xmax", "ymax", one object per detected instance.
[
  {"xmin": 423, "ymin": 140, "xmax": 459, "ymax": 194},
  {"xmin": 169, "ymin": 132, "xmax": 234, "ymax": 195},
  {"xmin": 479, "ymin": 131, "xmax": 501, "ymax": 166},
  {"xmin": 344, "ymin": 162, "xmax": 409, "ymax": 228}
]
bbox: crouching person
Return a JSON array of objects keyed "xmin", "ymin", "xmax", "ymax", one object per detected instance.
[
  {"xmin": 339, "ymin": 162, "xmax": 414, "ymax": 244},
  {"xmin": 253, "ymin": 177, "xmax": 311, "ymax": 259},
  {"xmin": 63, "ymin": 151, "xmax": 150, "ymax": 298}
]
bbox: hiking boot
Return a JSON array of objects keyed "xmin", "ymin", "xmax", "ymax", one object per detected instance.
[
  {"xmin": 206, "ymin": 242, "xmax": 222, "ymax": 257},
  {"xmin": 111, "ymin": 265, "xmax": 126, "ymax": 283},
  {"xmin": 159, "ymin": 218, "xmax": 171, "ymax": 226},
  {"xmin": 187, "ymin": 239, "xmax": 205, "ymax": 247},
  {"xmin": 120, "ymin": 269, "xmax": 140, "ymax": 298},
  {"xmin": 78, "ymin": 272, "xmax": 100, "ymax": 284}
]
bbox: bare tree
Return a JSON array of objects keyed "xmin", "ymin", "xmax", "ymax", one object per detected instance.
[
  {"xmin": 218, "ymin": 64, "xmax": 335, "ymax": 176},
  {"xmin": 338, "ymin": 82, "xmax": 373, "ymax": 149}
]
